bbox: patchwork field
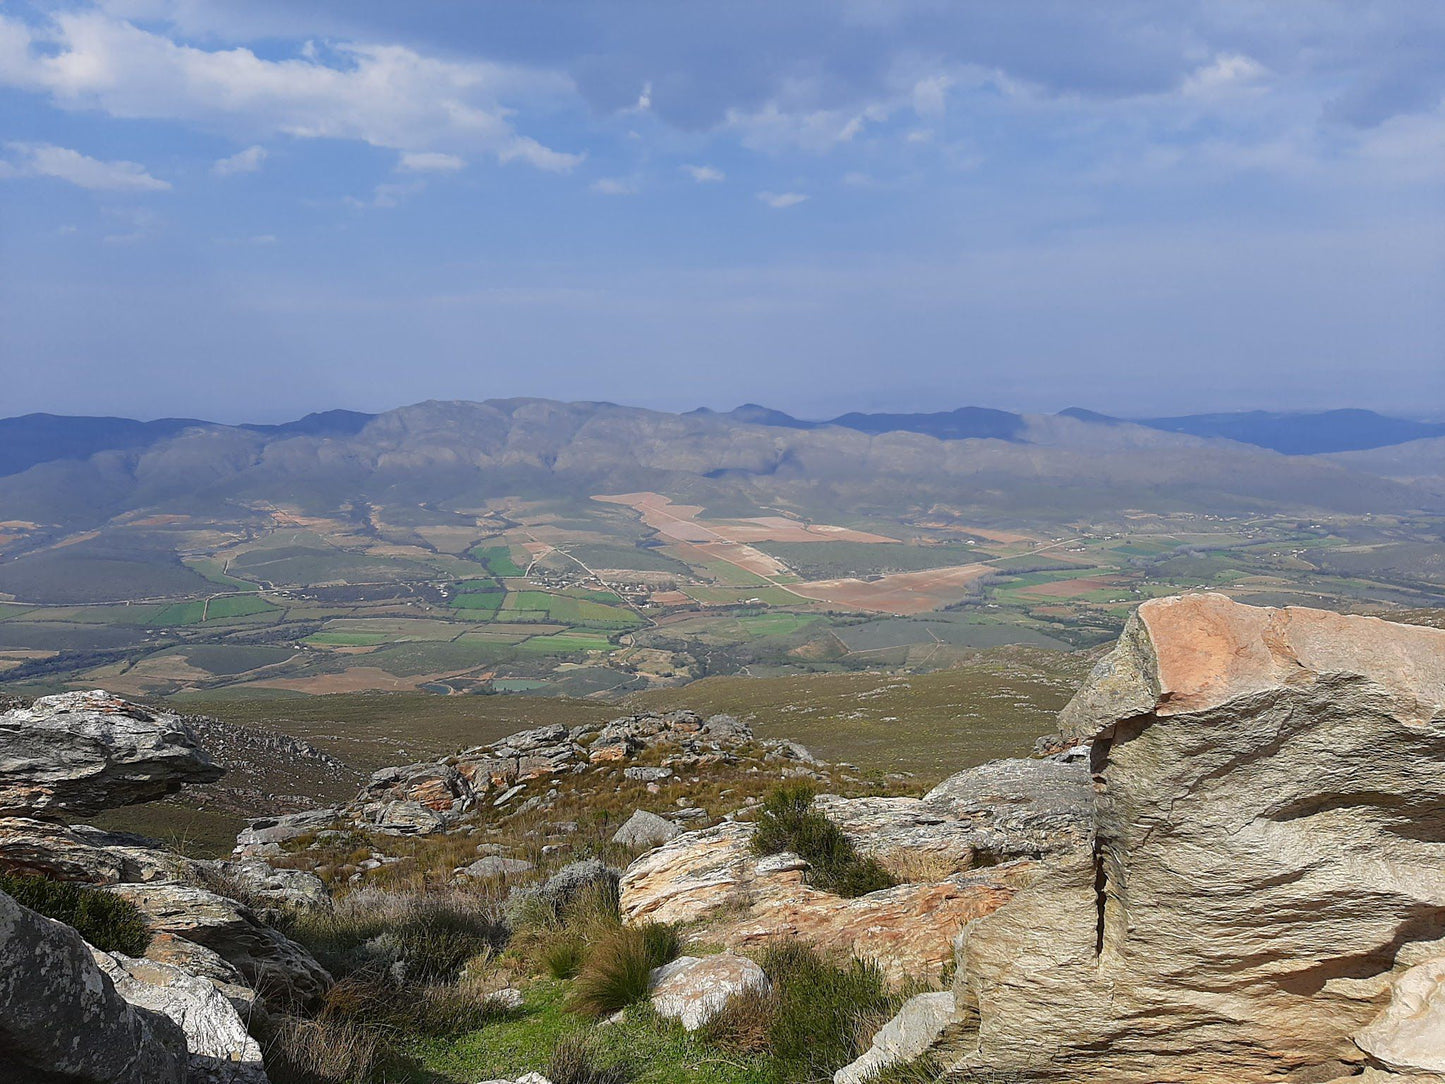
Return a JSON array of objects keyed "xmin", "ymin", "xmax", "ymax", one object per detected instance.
[{"xmin": 2, "ymin": 481, "xmax": 1442, "ymax": 700}]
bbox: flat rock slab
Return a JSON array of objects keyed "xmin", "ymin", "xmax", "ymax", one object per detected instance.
[
  {"xmin": 0, "ymin": 691, "xmax": 223, "ymax": 817},
  {"xmin": 650, "ymin": 953, "xmax": 769, "ymax": 1030}
]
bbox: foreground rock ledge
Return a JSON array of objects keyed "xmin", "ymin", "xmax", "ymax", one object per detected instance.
[{"xmin": 949, "ymin": 593, "xmax": 1445, "ymax": 1084}]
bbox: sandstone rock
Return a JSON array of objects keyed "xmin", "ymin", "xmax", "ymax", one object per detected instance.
[
  {"xmin": 0, "ymin": 690, "xmax": 224, "ymax": 816},
  {"xmin": 93, "ymin": 949, "xmax": 268, "ymax": 1083},
  {"xmin": 949, "ymin": 594, "xmax": 1445, "ymax": 1084},
  {"xmin": 649, "ymin": 953, "xmax": 770, "ymax": 1030},
  {"xmin": 834, "ymin": 991, "xmax": 954, "ymax": 1084},
  {"xmin": 612, "ymin": 808, "xmax": 682, "ymax": 849},
  {"xmin": 143, "ymin": 932, "xmax": 264, "ymax": 1019},
  {"xmin": 109, "ymin": 881, "xmax": 332, "ymax": 1008},
  {"xmin": 1355, "ymin": 956, "xmax": 1445, "ymax": 1075},
  {"xmin": 0, "ymin": 817, "xmax": 198, "ymax": 883},
  {"xmin": 0, "ymin": 887, "xmax": 188, "ymax": 1083},
  {"xmin": 369, "ymin": 799, "xmax": 447, "ymax": 834},
  {"xmin": 620, "ymin": 821, "xmax": 1026, "ymax": 982},
  {"xmin": 814, "ymin": 755, "xmax": 1092, "ymax": 871}
]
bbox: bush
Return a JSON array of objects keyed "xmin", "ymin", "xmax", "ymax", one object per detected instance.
[
  {"xmin": 545, "ymin": 1033, "xmax": 633, "ymax": 1084},
  {"xmin": 566, "ymin": 922, "xmax": 682, "ymax": 1018},
  {"xmin": 751, "ymin": 785, "xmax": 897, "ymax": 898},
  {"xmin": 697, "ymin": 942, "xmax": 900, "ymax": 1083},
  {"xmin": 759, "ymin": 942, "xmax": 897, "ymax": 1084},
  {"xmin": 0, "ymin": 873, "xmax": 151, "ymax": 956}
]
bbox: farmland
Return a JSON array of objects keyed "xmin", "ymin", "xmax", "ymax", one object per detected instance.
[{"xmin": 1, "ymin": 480, "xmax": 1442, "ymax": 702}]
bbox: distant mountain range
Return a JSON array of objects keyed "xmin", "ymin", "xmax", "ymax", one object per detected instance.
[{"xmin": 700, "ymin": 405, "xmax": 1445, "ymax": 455}]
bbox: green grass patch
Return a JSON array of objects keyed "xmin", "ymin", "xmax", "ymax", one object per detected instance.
[
  {"xmin": 204, "ymin": 595, "xmax": 278, "ymax": 620},
  {"xmin": 305, "ymin": 631, "xmax": 391, "ymax": 647},
  {"xmin": 503, "ymin": 591, "xmax": 642, "ymax": 630},
  {"xmin": 184, "ymin": 557, "xmax": 261, "ymax": 592},
  {"xmin": 470, "ymin": 544, "xmax": 527, "ymax": 578}
]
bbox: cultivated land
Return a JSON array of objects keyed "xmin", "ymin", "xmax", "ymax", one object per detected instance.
[{"xmin": 1, "ymin": 399, "xmax": 1443, "ymax": 702}]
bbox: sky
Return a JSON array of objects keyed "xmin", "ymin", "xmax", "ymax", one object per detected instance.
[{"xmin": 1, "ymin": 1, "xmax": 1442, "ymax": 423}]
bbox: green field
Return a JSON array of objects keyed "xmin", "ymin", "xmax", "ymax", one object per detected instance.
[
  {"xmin": 502, "ymin": 591, "xmax": 642, "ymax": 629},
  {"xmin": 469, "ymin": 544, "xmax": 527, "ymax": 577}
]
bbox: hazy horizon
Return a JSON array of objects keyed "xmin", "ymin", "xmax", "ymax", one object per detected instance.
[{"xmin": 3, "ymin": 2, "xmax": 1443, "ymax": 420}]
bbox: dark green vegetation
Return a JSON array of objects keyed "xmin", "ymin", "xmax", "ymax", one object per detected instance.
[
  {"xmin": 565, "ymin": 923, "xmax": 684, "ymax": 1017},
  {"xmin": 751, "ymin": 785, "xmax": 896, "ymax": 897},
  {"xmin": 0, "ymin": 873, "xmax": 151, "ymax": 956}
]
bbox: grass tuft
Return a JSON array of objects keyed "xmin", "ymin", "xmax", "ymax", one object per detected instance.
[
  {"xmin": 566, "ymin": 923, "xmax": 683, "ymax": 1018},
  {"xmin": 545, "ymin": 1033, "xmax": 634, "ymax": 1084},
  {"xmin": 750, "ymin": 784, "xmax": 897, "ymax": 898}
]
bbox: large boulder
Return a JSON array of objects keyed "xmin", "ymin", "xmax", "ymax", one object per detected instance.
[
  {"xmin": 0, "ymin": 691, "xmax": 223, "ymax": 817},
  {"xmin": 93, "ymin": 949, "xmax": 268, "ymax": 1083},
  {"xmin": 948, "ymin": 594, "xmax": 1445, "ymax": 1083},
  {"xmin": 108, "ymin": 881, "xmax": 333, "ymax": 1008},
  {"xmin": 1354, "ymin": 956, "xmax": 1445, "ymax": 1076},
  {"xmin": 0, "ymin": 887, "xmax": 188, "ymax": 1083}
]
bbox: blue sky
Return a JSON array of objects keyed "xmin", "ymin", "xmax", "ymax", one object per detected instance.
[{"xmin": 1, "ymin": 1, "xmax": 1442, "ymax": 422}]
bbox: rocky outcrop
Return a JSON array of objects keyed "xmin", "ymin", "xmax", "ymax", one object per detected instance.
[
  {"xmin": 109, "ymin": 881, "xmax": 332, "ymax": 1008},
  {"xmin": 620, "ymin": 819, "xmax": 1033, "ymax": 982},
  {"xmin": 947, "ymin": 594, "xmax": 1445, "ymax": 1083},
  {"xmin": 93, "ymin": 949, "xmax": 268, "ymax": 1083},
  {"xmin": 0, "ymin": 886, "xmax": 188, "ymax": 1083},
  {"xmin": 649, "ymin": 953, "xmax": 770, "ymax": 1030},
  {"xmin": 0, "ymin": 690, "xmax": 223, "ymax": 816}
]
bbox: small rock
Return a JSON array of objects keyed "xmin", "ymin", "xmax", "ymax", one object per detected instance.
[
  {"xmin": 624, "ymin": 766, "xmax": 674, "ymax": 783},
  {"xmin": 650, "ymin": 953, "xmax": 770, "ymax": 1030},
  {"xmin": 833, "ymin": 991, "xmax": 954, "ymax": 1084},
  {"xmin": 612, "ymin": 809, "xmax": 682, "ymax": 849},
  {"xmin": 462, "ymin": 856, "xmax": 534, "ymax": 880},
  {"xmin": 493, "ymin": 784, "xmax": 526, "ymax": 807}
]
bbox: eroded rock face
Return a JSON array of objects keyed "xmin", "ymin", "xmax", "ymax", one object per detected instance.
[
  {"xmin": 93, "ymin": 949, "xmax": 269, "ymax": 1083},
  {"xmin": 949, "ymin": 594, "xmax": 1445, "ymax": 1084},
  {"xmin": 1354, "ymin": 956, "xmax": 1445, "ymax": 1075},
  {"xmin": 620, "ymin": 820, "xmax": 1028, "ymax": 982},
  {"xmin": 834, "ymin": 991, "xmax": 955, "ymax": 1084},
  {"xmin": 0, "ymin": 817, "xmax": 200, "ymax": 883},
  {"xmin": 0, "ymin": 887, "xmax": 188, "ymax": 1084},
  {"xmin": 0, "ymin": 690, "xmax": 224, "ymax": 816}
]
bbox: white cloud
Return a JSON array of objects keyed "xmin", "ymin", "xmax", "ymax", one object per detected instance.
[
  {"xmin": 397, "ymin": 151, "xmax": 465, "ymax": 172},
  {"xmin": 728, "ymin": 100, "xmax": 891, "ymax": 153},
  {"xmin": 591, "ymin": 176, "xmax": 638, "ymax": 196},
  {"xmin": 912, "ymin": 75, "xmax": 952, "ymax": 118},
  {"xmin": 757, "ymin": 190, "xmax": 808, "ymax": 208},
  {"xmin": 346, "ymin": 180, "xmax": 425, "ymax": 209},
  {"xmin": 1181, "ymin": 54, "xmax": 1269, "ymax": 99},
  {"xmin": 3, "ymin": 141, "xmax": 170, "ymax": 190},
  {"xmin": 212, "ymin": 144, "xmax": 267, "ymax": 176},
  {"xmin": 682, "ymin": 163, "xmax": 725, "ymax": 183},
  {"xmin": 0, "ymin": 10, "xmax": 581, "ymax": 172}
]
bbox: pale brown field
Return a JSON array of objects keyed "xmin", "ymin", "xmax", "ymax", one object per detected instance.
[{"xmin": 785, "ymin": 563, "xmax": 994, "ymax": 614}]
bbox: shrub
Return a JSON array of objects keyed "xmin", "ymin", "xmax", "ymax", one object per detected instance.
[
  {"xmin": 751, "ymin": 785, "xmax": 897, "ymax": 898},
  {"xmin": 698, "ymin": 983, "xmax": 776, "ymax": 1056},
  {"xmin": 0, "ymin": 873, "xmax": 151, "ymax": 956},
  {"xmin": 566, "ymin": 922, "xmax": 682, "ymax": 1018},
  {"xmin": 545, "ymin": 1033, "xmax": 633, "ymax": 1084}
]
